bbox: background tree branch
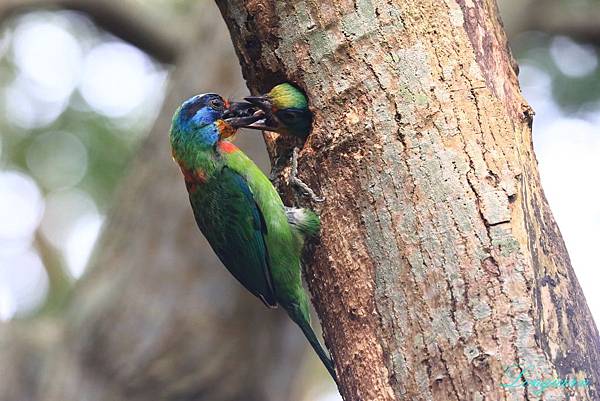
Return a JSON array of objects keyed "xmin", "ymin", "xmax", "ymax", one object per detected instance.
[
  {"xmin": 0, "ymin": 0, "xmax": 181, "ymax": 63},
  {"xmin": 526, "ymin": 3, "xmax": 600, "ymax": 46},
  {"xmin": 501, "ymin": 0, "xmax": 600, "ymax": 46}
]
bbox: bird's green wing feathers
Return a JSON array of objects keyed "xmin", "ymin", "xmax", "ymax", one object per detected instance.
[
  {"xmin": 219, "ymin": 143, "xmax": 301, "ymax": 305},
  {"xmin": 190, "ymin": 165, "xmax": 277, "ymax": 307}
]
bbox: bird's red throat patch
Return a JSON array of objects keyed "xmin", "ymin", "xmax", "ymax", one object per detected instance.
[{"xmin": 217, "ymin": 141, "xmax": 238, "ymax": 154}]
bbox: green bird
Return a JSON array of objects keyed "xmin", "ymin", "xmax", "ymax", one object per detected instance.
[
  {"xmin": 243, "ymin": 83, "xmax": 313, "ymax": 138},
  {"xmin": 169, "ymin": 93, "xmax": 336, "ymax": 380},
  {"xmin": 229, "ymin": 83, "xmax": 322, "ymax": 201}
]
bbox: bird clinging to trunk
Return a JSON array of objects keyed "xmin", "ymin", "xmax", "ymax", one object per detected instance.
[{"xmin": 169, "ymin": 93, "xmax": 336, "ymax": 381}]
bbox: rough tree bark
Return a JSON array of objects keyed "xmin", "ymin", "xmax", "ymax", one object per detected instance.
[
  {"xmin": 0, "ymin": 2, "xmax": 310, "ymax": 401},
  {"xmin": 217, "ymin": 1, "xmax": 600, "ymax": 400}
]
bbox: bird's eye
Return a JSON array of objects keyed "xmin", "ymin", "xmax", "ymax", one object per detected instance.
[{"xmin": 208, "ymin": 98, "xmax": 224, "ymax": 110}]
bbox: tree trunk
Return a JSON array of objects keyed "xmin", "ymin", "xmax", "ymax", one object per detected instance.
[
  {"xmin": 0, "ymin": 3, "xmax": 308, "ymax": 401},
  {"xmin": 216, "ymin": 1, "xmax": 600, "ymax": 400}
]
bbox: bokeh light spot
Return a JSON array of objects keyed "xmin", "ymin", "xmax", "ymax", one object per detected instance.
[
  {"xmin": 80, "ymin": 42, "xmax": 163, "ymax": 117},
  {"xmin": 12, "ymin": 18, "xmax": 82, "ymax": 102},
  {"xmin": 66, "ymin": 213, "xmax": 104, "ymax": 278},
  {"xmin": 39, "ymin": 189, "xmax": 97, "ymax": 252},
  {"xmin": 26, "ymin": 131, "xmax": 88, "ymax": 190},
  {"xmin": 0, "ymin": 283, "xmax": 17, "ymax": 321},
  {"xmin": 550, "ymin": 36, "xmax": 598, "ymax": 78},
  {"xmin": 4, "ymin": 78, "xmax": 69, "ymax": 129},
  {"xmin": 0, "ymin": 170, "xmax": 44, "ymax": 241},
  {"xmin": 0, "ymin": 248, "xmax": 49, "ymax": 318}
]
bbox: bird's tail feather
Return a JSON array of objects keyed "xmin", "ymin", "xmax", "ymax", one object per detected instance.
[{"xmin": 288, "ymin": 303, "xmax": 338, "ymax": 383}]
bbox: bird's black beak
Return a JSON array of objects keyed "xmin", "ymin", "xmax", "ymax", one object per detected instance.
[
  {"xmin": 223, "ymin": 99, "xmax": 281, "ymax": 132},
  {"xmin": 222, "ymin": 101, "xmax": 264, "ymax": 129},
  {"xmin": 244, "ymin": 96, "xmax": 272, "ymax": 112},
  {"xmin": 242, "ymin": 96, "xmax": 282, "ymax": 132}
]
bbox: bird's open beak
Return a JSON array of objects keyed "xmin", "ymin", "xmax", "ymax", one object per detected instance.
[
  {"xmin": 244, "ymin": 96, "xmax": 272, "ymax": 112},
  {"xmin": 221, "ymin": 115, "xmax": 263, "ymax": 130},
  {"xmin": 221, "ymin": 102, "xmax": 263, "ymax": 130},
  {"xmin": 222, "ymin": 100, "xmax": 281, "ymax": 132},
  {"xmin": 241, "ymin": 119, "xmax": 281, "ymax": 131},
  {"xmin": 242, "ymin": 96, "xmax": 282, "ymax": 132}
]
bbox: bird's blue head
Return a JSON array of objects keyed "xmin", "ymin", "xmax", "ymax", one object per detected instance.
[
  {"xmin": 170, "ymin": 93, "xmax": 263, "ymax": 166},
  {"xmin": 170, "ymin": 93, "xmax": 230, "ymax": 149}
]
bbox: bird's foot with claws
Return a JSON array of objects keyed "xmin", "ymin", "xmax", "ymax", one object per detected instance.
[{"xmin": 290, "ymin": 147, "xmax": 325, "ymax": 203}]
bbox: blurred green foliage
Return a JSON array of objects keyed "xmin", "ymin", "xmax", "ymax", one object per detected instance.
[
  {"xmin": 512, "ymin": 32, "xmax": 600, "ymax": 111},
  {"xmin": 0, "ymin": 10, "xmax": 167, "ymax": 317}
]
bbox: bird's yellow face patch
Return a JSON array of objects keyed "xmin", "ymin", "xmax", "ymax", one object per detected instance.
[{"xmin": 215, "ymin": 119, "xmax": 237, "ymax": 139}]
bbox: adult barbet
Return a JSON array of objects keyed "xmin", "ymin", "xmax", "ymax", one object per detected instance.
[{"xmin": 169, "ymin": 93, "xmax": 336, "ymax": 380}]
